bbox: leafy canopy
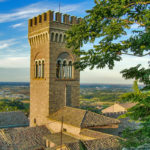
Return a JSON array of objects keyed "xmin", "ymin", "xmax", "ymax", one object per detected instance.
[
  {"xmin": 66, "ymin": 0, "xmax": 150, "ymax": 71},
  {"xmin": 66, "ymin": 0, "xmax": 150, "ymax": 148}
]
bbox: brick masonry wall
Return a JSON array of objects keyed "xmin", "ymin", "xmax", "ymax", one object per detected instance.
[{"xmin": 28, "ymin": 11, "xmax": 80, "ymax": 127}]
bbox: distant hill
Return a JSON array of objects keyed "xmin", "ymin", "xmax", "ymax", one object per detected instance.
[
  {"xmin": 0, "ymin": 82, "xmax": 143, "ymax": 89},
  {"xmin": 0, "ymin": 82, "xmax": 30, "ymax": 86}
]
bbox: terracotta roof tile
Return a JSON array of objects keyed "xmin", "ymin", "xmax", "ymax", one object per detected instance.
[
  {"xmin": 49, "ymin": 107, "xmax": 120, "ymax": 128},
  {"xmin": 0, "ymin": 111, "xmax": 29, "ymax": 128},
  {"xmin": 119, "ymin": 103, "xmax": 136, "ymax": 109},
  {"xmin": 44, "ymin": 132, "xmax": 78, "ymax": 146},
  {"xmin": 0, "ymin": 125, "xmax": 51, "ymax": 150},
  {"xmin": 81, "ymin": 111, "xmax": 120, "ymax": 128},
  {"xmin": 82, "ymin": 138, "xmax": 121, "ymax": 150}
]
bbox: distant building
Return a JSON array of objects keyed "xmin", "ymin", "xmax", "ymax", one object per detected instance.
[
  {"xmin": 102, "ymin": 102, "xmax": 136, "ymax": 113},
  {"xmin": 101, "ymin": 103, "xmax": 139, "ymax": 136},
  {"xmin": 0, "ymin": 10, "xmax": 123, "ymax": 150}
]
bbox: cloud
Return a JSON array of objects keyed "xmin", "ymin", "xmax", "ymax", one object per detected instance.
[
  {"xmin": 0, "ymin": 43, "xmax": 9, "ymax": 49},
  {"xmin": 0, "ymin": 39, "xmax": 17, "ymax": 50},
  {"xmin": 0, "ymin": 1, "xmax": 85, "ymax": 23},
  {"xmin": 10, "ymin": 23, "xmax": 24, "ymax": 28},
  {"xmin": 0, "ymin": 56, "xmax": 29, "ymax": 68}
]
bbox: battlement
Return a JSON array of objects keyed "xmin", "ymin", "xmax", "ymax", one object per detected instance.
[{"xmin": 28, "ymin": 10, "xmax": 82, "ymax": 33}]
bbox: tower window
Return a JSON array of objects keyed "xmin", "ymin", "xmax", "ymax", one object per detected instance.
[
  {"xmin": 55, "ymin": 33, "xmax": 58, "ymax": 42},
  {"xmin": 34, "ymin": 59, "xmax": 45, "ymax": 79},
  {"xmin": 56, "ymin": 60, "xmax": 61, "ymax": 78},
  {"xmin": 38, "ymin": 61, "xmax": 41, "ymax": 78},
  {"xmin": 63, "ymin": 60, "xmax": 67, "ymax": 78},
  {"xmin": 68, "ymin": 61, "xmax": 72, "ymax": 78},
  {"xmin": 63, "ymin": 35, "xmax": 66, "ymax": 43},
  {"xmin": 56, "ymin": 52, "xmax": 73, "ymax": 79},
  {"xmin": 59, "ymin": 34, "xmax": 62, "ymax": 43},
  {"xmin": 35, "ymin": 61, "xmax": 38, "ymax": 78},
  {"xmin": 42, "ymin": 60, "xmax": 44, "ymax": 78},
  {"xmin": 34, "ymin": 118, "xmax": 36, "ymax": 124},
  {"xmin": 51, "ymin": 33, "xmax": 54, "ymax": 42}
]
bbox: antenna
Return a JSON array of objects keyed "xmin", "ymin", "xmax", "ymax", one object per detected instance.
[
  {"xmin": 60, "ymin": 116, "xmax": 63, "ymax": 150},
  {"xmin": 59, "ymin": 0, "xmax": 61, "ymax": 13}
]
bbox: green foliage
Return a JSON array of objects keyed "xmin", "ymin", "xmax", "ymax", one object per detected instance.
[
  {"xmin": 66, "ymin": 0, "xmax": 150, "ymax": 71},
  {"xmin": 119, "ymin": 83, "xmax": 150, "ymax": 147},
  {"xmin": 66, "ymin": 0, "xmax": 150, "ymax": 148},
  {"xmin": 80, "ymin": 105, "xmax": 101, "ymax": 114},
  {"xmin": 79, "ymin": 141, "xmax": 87, "ymax": 150},
  {"xmin": 0, "ymin": 99, "xmax": 29, "ymax": 114}
]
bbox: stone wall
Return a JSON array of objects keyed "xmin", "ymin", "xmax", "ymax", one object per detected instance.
[{"xmin": 28, "ymin": 10, "xmax": 80, "ymax": 126}]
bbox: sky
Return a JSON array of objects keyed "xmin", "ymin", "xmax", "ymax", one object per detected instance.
[{"xmin": 0, "ymin": 0, "xmax": 149, "ymax": 84}]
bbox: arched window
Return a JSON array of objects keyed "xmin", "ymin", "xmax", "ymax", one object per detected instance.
[
  {"xmin": 35, "ymin": 61, "xmax": 38, "ymax": 78},
  {"xmin": 42, "ymin": 60, "xmax": 44, "ymax": 78},
  {"xmin": 56, "ymin": 60, "xmax": 61, "ymax": 78},
  {"xmin": 34, "ymin": 59, "xmax": 45, "ymax": 78},
  {"xmin": 51, "ymin": 33, "xmax": 54, "ymax": 42},
  {"xmin": 63, "ymin": 60, "xmax": 67, "ymax": 78},
  {"xmin": 59, "ymin": 34, "xmax": 62, "ymax": 42},
  {"xmin": 63, "ymin": 35, "xmax": 66, "ymax": 43},
  {"xmin": 38, "ymin": 61, "xmax": 41, "ymax": 78},
  {"xmin": 55, "ymin": 33, "xmax": 58, "ymax": 42},
  {"xmin": 68, "ymin": 61, "xmax": 72, "ymax": 78},
  {"xmin": 56, "ymin": 52, "xmax": 73, "ymax": 79}
]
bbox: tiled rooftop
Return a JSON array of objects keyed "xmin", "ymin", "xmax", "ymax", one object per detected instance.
[
  {"xmin": 49, "ymin": 106, "xmax": 120, "ymax": 128},
  {"xmin": 0, "ymin": 111, "xmax": 29, "ymax": 129},
  {"xmin": 0, "ymin": 125, "xmax": 51, "ymax": 150}
]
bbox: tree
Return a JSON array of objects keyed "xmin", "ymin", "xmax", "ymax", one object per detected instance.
[{"xmin": 66, "ymin": 0, "xmax": 150, "ymax": 148}]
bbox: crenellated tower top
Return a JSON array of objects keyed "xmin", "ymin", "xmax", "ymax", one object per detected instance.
[{"xmin": 28, "ymin": 10, "xmax": 82, "ymax": 33}]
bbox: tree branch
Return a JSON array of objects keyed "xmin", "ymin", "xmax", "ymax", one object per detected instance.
[{"xmin": 124, "ymin": 1, "xmax": 150, "ymax": 8}]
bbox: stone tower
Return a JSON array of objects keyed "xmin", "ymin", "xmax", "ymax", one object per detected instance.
[{"xmin": 28, "ymin": 11, "xmax": 80, "ymax": 127}]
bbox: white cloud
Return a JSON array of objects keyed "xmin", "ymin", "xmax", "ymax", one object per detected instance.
[
  {"xmin": 10, "ymin": 23, "xmax": 24, "ymax": 28},
  {"xmin": 0, "ymin": 43, "xmax": 9, "ymax": 49},
  {"xmin": 0, "ymin": 56, "xmax": 29, "ymax": 68},
  {"xmin": 0, "ymin": 39, "xmax": 17, "ymax": 50},
  {"xmin": 0, "ymin": 1, "xmax": 84, "ymax": 23}
]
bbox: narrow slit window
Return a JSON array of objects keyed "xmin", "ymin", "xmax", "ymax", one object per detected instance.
[
  {"xmin": 42, "ymin": 61, "xmax": 44, "ymax": 78},
  {"xmin": 38, "ymin": 61, "xmax": 41, "ymax": 78},
  {"xmin": 55, "ymin": 33, "xmax": 58, "ymax": 42},
  {"xmin": 35, "ymin": 61, "xmax": 38, "ymax": 78},
  {"xmin": 59, "ymin": 34, "xmax": 62, "ymax": 42},
  {"xmin": 51, "ymin": 33, "xmax": 54, "ymax": 42}
]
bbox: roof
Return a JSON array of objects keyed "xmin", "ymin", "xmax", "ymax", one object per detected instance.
[
  {"xmin": 80, "ymin": 129, "xmax": 116, "ymax": 139},
  {"xmin": 80, "ymin": 130, "xmax": 121, "ymax": 150},
  {"xmin": 0, "ymin": 111, "xmax": 29, "ymax": 129},
  {"xmin": 44, "ymin": 132, "xmax": 78, "ymax": 146},
  {"xmin": 119, "ymin": 103, "xmax": 136, "ymax": 109},
  {"xmin": 49, "ymin": 107, "xmax": 120, "ymax": 128},
  {"xmin": 82, "ymin": 137, "xmax": 121, "ymax": 150},
  {"xmin": 46, "ymin": 132, "xmax": 121, "ymax": 150},
  {"xmin": 0, "ymin": 125, "xmax": 51, "ymax": 150},
  {"xmin": 45, "ymin": 129, "xmax": 121, "ymax": 150},
  {"xmin": 102, "ymin": 103, "xmax": 136, "ymax": 113}
]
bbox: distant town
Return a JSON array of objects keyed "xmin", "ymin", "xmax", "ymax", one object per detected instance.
[{"xmin": 0, "ymin": 82, "xmax": 137, "ymax": 114}]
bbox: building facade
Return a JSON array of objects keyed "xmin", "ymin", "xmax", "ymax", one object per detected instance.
[{"xmin": 28, "ymin": 11, "xmax": 80, "ymax": 127}]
